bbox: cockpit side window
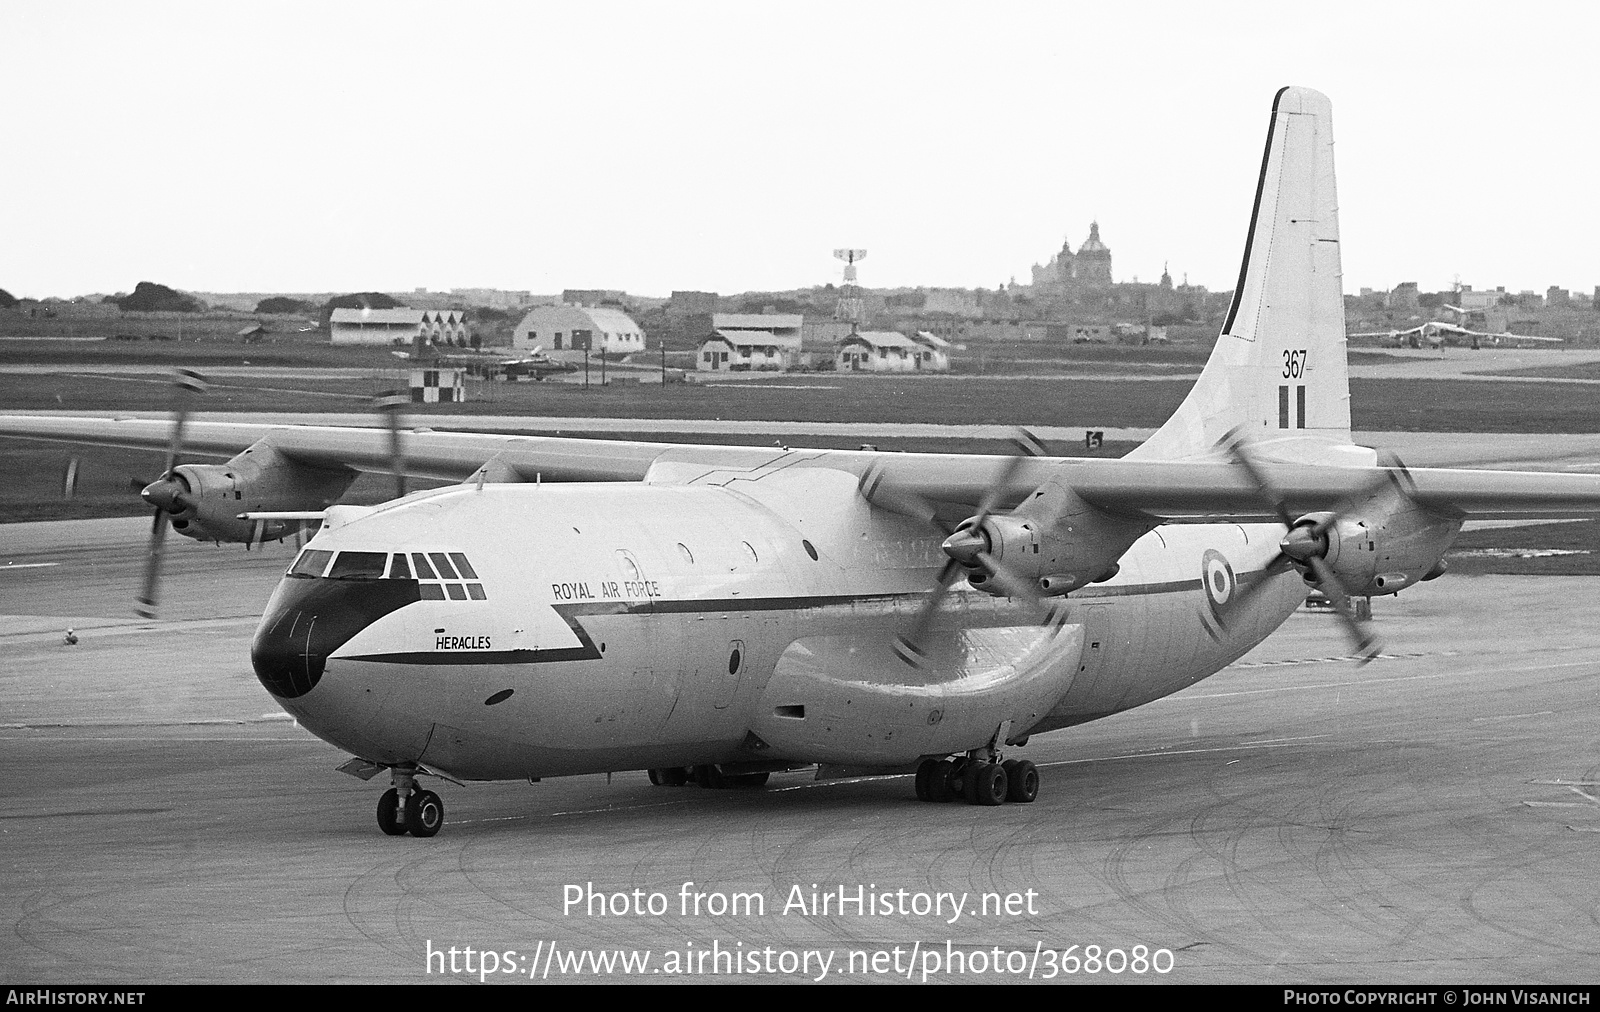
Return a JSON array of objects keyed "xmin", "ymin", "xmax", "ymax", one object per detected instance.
[
  {"xmin": 289, "ymin": 549, "xmax": 333, "ymax": 578},
  {"xmin": 387, "ymin": 553, "xmax": 412, "ymax": 580},
  {"xmin": 412, "ymin": 553, "xmax": 438, "ymax": 579},
  {"xmin": 448, "ymin": 553, "xmax": 478, "ymax": 579},
  {"xmin": 328, "ymin": 551, "xmax": 388, "ymax": 580},
  {"xmin": 428, "ymin": 552, "xmax": 460, "ymax": 580}
]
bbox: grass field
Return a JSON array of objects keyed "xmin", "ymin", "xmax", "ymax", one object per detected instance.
[
  {"xmin": 1475, "ymin": 360, "xmax": 1600, "ymax": 381},
  {"xmin": 7, "ymin": 369, "xmax": 1600, "ymax": 432},
  {"xmin": 1446, "ymin": 521, "xmax": 1600, "ymax": 576}
]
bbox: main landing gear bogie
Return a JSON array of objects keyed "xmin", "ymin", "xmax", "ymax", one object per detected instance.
[{"xmin": 916, "ymin": 756, "xmax": 1039, "ymax": 806}]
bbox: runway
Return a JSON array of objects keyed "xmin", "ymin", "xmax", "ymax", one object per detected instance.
[{"xmin": 3, "ymin": 520, "xmax": 1599, "ymax": 983}]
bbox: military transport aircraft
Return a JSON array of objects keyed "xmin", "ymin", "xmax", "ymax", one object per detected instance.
[
  {"xmin": 7, "ymin": 87, "xmax": 1600, "ymax": 838},
  {"xmin": 1350, "ymin": 312, "xmax": 1563, "ymax": 350}
]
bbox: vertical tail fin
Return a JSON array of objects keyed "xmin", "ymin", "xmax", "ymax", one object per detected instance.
[{"xmin": 1131, "ymin": 86, "xmax": 1368, "ymax": 465}]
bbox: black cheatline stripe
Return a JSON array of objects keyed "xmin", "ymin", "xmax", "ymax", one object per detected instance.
[
  {"xmin": 1219, "ymin": 85, "xmax": 1290, "ymax": 338},
  {"xmin": 337, "ymin": 574, "xmax": 1295, "ymax": 667}
]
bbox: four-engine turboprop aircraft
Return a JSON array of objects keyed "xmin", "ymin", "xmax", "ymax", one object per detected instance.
[
  {"xmin": 1350, "ymin": 313, "xmax": 1563, "ymax": 350},
  {"xmin": 7, "ymin": 87, "xmax": 1600, "ymax": 837}
]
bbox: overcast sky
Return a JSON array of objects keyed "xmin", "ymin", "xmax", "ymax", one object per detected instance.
[{"xmin": 5, "ymin": 1, "xmax": 1596, "ymax": 300}]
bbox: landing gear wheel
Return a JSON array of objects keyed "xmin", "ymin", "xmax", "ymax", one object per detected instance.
[
  {"xmin": 692, "ymin": 764, "xmax": 727, "ymax": 789},
  {"xmin": 406, "ymin": 789, "xmax": 444, "ymax": 837},
  {"xmin": 376, "ymin": 788, "xmax": 406, "ymax": 836},
  {"xmin": 661, "ymin": 767, "xmax": 688, "ymax": 787},
  {"xmin": 931, "ymin": 760, "xmax": 957, "ymax": 802},
  {"xmin": 966, "ymin": 762, "xmax": 1008, "ymax": 806},
  {"xmin": 946, "ymin": 758, "xmax": 970, "ymax": 800},
  {"xmin": 1002, "ymin": 760, "xmax": 1039, "ymax": 803},
  {"xmin": 915, "ymin": 759, "xmax": 940, "ymax": 801}
]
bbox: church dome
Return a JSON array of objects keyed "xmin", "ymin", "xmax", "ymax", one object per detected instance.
[{"xmin": 1078, "ymin": 221, "xmax": 1110, "ymax": 254}]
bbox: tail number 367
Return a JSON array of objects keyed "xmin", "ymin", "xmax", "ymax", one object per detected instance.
[{"xmin": 1282, "ymin": 349, "xmax": 1307, "ymax": 379}]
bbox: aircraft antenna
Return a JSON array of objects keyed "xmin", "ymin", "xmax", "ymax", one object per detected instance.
[{"xmin": 833, "ymin": 248, "xmax": 867, "ymax": 333}]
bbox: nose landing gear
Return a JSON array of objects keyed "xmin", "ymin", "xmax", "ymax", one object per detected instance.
[{"xmin": 376, "ymin": 764, "xmax": 445, "ymax": 837}]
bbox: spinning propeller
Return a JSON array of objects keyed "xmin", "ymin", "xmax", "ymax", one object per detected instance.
[
  {"xmin": 870, "ymin": 429, "xmax": 1053, "ymax": 667},
  {"xmin": 135, "ymin": 369, "xmax": 208, "ymax": 619},
  {"xmin": 1220, "ymin": 427, "xmax": 1418, "ymax": 663},
  {"xmin": 374, "ymin": 389, "xmax": 409, "ymax": 500}
]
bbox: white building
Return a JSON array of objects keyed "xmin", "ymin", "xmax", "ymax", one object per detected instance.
[
  {"xmin": 695, "ymin": 313, "xmax": 806, "ymax": 372},
  {"xmin": 698, "ymin": 330, "xmax": 792, "ymax": 372},
  {"xmin": 711, "ymin": 313, "xmax": 802, "ymax": 352},
  {"xmin": 835, "ymin": 331, "xmax": 951, "ymax": 373},
  {"xmin": 512, "ymin": 305, "xmax": 645, "ymax": 355},
  {"xmin": 330, "ymin": 308, "xmax": 468, "ymax": 346}
]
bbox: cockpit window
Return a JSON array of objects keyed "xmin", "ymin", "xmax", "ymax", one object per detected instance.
[
  {"xmin": 386, "ymin": 553, "xmax": 412, "ymax": 579},
  {"xmin": 412, "ymin": 553, "xmax": 437, "ymax": 579},
  {"xmin": 428, "ymin": 552, "xmax": 460, "ymax": 580},
  {"xmin": 327, "ymin": 551, "xmax": 388, "ymax": 580},
  {"xmin": 289, "ymin": 549, "xmax": 333, "ymax": 578},
  {"xmin": 448, "ymin": 553, "xmax": 478, "ymax": 579}
]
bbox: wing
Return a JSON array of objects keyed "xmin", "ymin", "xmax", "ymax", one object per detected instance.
[
  {"xmin": 0, "ymin": 413, "xmax": 773, "ymax": 482},
  {"xmin": 1478, "ymin": 331, "xmax": 1564, "ymax": 344},
  {"xmin": 6, "ymin": 413, "xmax": 1600, "ymax": 524}
]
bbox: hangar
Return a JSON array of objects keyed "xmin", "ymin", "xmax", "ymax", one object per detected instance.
[{"xmin": 513, "ymin": 305, "xmax": 645, "ymax": 355}]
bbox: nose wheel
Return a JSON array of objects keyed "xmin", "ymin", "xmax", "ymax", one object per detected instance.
[{"xmin": 376, "ymin": 766, "xmax": 445, "ymax": 837}]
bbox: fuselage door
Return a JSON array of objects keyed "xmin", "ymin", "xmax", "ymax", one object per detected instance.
[{"xmin": 1061, "ymin": 603, "xmax": 1115, "ymax": 716}]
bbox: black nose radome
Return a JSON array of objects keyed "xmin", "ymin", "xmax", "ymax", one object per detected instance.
[{"xmin": 251, "ymin": 577, "xmax": 419, "ymax": 698}]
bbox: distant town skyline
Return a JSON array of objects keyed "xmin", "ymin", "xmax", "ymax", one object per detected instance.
[{"xmin": 4, "ymin": 3, "xmax": 1596, "ymax": 302}]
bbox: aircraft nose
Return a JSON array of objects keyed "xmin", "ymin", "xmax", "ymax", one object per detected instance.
[{"xmin": 251, "ymin": 576, "xmax": 419, "ymax": 698}]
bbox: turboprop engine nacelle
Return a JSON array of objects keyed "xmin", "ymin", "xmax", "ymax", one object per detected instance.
[
  {"xmin": 1284, "ymin": 503, "xmax": 1461, "ymax": 598},
  {"xmin": 140, "ymin": 440, "xmax": 360, "ymax": 545},
  {"xmin": 954, "ymin": 475, "xmax": 1151, "ymax": 597}
]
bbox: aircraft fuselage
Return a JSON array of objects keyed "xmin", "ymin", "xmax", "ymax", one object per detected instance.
[{"xmin": 252, "ymin": 479, "xmax": 1307, "ymax": 781}]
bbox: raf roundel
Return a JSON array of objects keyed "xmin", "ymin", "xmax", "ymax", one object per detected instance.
[{"xmin": 1201, "ymin": 548, "xmax": 1238, "ymax": 634}]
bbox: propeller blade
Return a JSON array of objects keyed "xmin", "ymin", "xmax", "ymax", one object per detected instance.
[
  {"xmin": 375, "ymin": 390, "xmax": 408, "ymax": 500},
  {"xmin": 1219, "ymin": 551, "xmax": 1296, "ymax": 627},
  {"xmin": 1307, "ymin": 554, "xmax": 1380, "ymax": 662},
  {"xmin": 893, "ymin": 558, "xmax": 966, "ymax": 666},
  {"xmin": 973, "ymin": 430, "xmax": 1044, "ymax": 521},
  {"xmin": 1220, "ymin": 425, "xmax": 1293, "ymax": 526},
  {"xmin": 136, "ymin": 507, "xmax": 170, "ymax": 619},
  {"xmin": 135, "ymin": 369, "xmax": 206, "ymax": 620},
  {"xmin": 890, "ymin": 427, "xmax": 1050, "ymax": 667},
  {"xmin": 858, "ymin": 461, "xmax": 952, "ymax": 534},
  {"xmin": 62, "ymin": 457, "xmax": 79, "ymax": 500},
  {"xmin": 161, "ymin": 368, "xmax": 208, "ymax": 478}
]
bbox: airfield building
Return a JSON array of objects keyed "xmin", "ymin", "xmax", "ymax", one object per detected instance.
[
  {"xmin": 512, "ymin": 305, "xmax": 645, "ymax": 355},
  {"xmin": 835, "ymin": 331, "xmax": 951, "ymax": 373},
  {"xmin": 696, "ymin": 313, "xmax": 805, "ymax": 372},
  {"xmin": 329, "ymin": 308, "xmax": 468, "ymax": 346}
]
